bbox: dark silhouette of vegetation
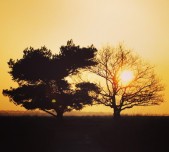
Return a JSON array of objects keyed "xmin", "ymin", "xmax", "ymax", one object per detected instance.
[
  {"xmin": 90, "ymin": 45, "xmax": 164, "ymax": 118},
  {"xmin": 3, "ymin": 40, "xmax": 99, "ymax": 119}
]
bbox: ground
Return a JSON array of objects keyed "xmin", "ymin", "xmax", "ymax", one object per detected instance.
[{"xmin": 0, "ymin": 116, "xmax": 169, "ymax": 152}]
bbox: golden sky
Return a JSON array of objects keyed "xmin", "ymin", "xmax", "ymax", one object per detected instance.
[{"xmin": 1, "ymin": 0, "xmax": 169, "ymax": 115}]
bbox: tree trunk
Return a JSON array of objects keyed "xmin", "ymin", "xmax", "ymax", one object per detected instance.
[
  {"xmin": 56, "ymin": 110, "xmax": 64, "ymax": 121},
  {"xmin": 112, "ymin": 95, "xmax": 121, "ymax": 119},
  {"xmin": 113, "ymin": 108, "xmax": 121, "ymax": 119}
]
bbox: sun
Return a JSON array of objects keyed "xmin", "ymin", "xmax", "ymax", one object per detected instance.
[{"xmin": 119, "ymin": 70, "xmax": 134, "ymax": 85}]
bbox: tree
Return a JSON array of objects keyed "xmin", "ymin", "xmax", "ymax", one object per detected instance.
[
  {"xmin": 90, "ymin": 45, "xmax": 164, "ymax": 118},
  {"xmin": 3, "ymin": 40, "xmax": 98, "ymax": 119}
]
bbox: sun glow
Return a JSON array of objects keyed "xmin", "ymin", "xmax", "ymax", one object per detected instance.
[{"xmin": 120, "ymin": 70, "xmax": 134, "ymax": 85}]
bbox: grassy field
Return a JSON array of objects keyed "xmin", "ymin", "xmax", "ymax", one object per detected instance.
[{"xmin": 0, "ymin": 116, "xmax": 169, "ymax": 152}]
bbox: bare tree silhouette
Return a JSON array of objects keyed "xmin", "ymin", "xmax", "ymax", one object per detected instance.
[{"xmin": 90, "ymin": 45, "xmax": 164, "ymax": 118}]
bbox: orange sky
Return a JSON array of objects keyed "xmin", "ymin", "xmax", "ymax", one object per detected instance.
[{"xmin": 1, "ymin": 0, "xmax": 169, "ymax": 115}]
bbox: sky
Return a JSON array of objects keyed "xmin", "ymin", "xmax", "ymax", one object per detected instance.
[{"xmin": 0, "ymin": 0, "xmax": 169, "ymax": 115}]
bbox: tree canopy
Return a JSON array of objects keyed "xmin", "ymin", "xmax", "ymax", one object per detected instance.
[{"xmin": 3, "ymin": 40, "xmax": 98, "ymax": 119}]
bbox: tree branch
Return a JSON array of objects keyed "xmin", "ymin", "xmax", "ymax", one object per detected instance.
[{"xmin": 42, "ymin": 109, "xmax": 57, "ymax": 117}]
